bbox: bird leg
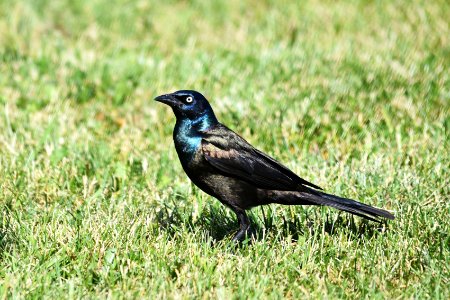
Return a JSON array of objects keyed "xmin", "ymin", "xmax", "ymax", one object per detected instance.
[{"xmin": 232, "ymin": 209, "xmax": 251, "ymax": 242}]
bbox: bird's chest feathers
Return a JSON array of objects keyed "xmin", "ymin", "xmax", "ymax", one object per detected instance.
[
  {"xmin": 174, "ymin": 117, "xmax": 210, "ymax": 164},
  {"xmin": 174, "ymin": 126, "xmax": 201, "ymax": 159}
]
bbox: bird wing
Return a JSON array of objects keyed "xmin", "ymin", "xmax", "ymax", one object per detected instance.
[{"xmin": 200, "ymin": 124, "xmax": 322, "ymax": 191}]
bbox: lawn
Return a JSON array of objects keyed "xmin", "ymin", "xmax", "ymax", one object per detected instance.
[{"xmin": 0, "ymin": 0, "xmax": 449, "ymax": 298}]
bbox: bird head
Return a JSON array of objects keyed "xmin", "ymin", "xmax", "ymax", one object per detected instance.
[{"xmin": 154, "ymin": 90, "xmax": 217, "ymax": 121}]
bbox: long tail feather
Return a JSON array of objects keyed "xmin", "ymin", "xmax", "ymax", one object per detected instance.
[
  {"xmin": 268, "ymin": 189, "xmax": 395, "ymax": 221},
  {"xmin": 304, "ymin": 191, "xmax": 395, "ymax": 222}
]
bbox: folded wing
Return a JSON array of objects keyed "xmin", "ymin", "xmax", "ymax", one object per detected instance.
[{"xmin": 200, "ymin": 124, "xmax": 322, "ymax": 191}]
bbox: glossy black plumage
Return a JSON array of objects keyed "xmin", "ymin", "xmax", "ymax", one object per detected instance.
[{"xmin": 155, "ymin": 90, "xmax": 395, "ymax": 241}]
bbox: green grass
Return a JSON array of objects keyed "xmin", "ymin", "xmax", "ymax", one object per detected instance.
[{"xmin": 0, "ymin": 0, "xmax": 449, "ymax": 298}]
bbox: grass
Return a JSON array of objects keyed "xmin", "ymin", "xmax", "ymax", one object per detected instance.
[{"xmin": 0, "ymin": 0, "xmax": 449, "ymax": 298}]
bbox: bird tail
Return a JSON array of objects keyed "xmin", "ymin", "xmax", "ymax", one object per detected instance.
[
  {"xmin": 269, "ymin": 190, "xmax": 395, "ymax": 222},
  {"xmin": 310, "ymin": 191, "xmax": 395, "ymax": 222}
]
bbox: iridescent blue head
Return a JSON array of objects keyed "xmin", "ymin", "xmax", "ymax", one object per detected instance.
[{"xmin": 154, "ymin": 90, "xmax": 217, "ymax": 123}]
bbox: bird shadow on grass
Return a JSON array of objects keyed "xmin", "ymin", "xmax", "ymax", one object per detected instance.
[
  {"xmin": 250, "ymin": 208, "xmax": 389, "ymax": 243},
  {"xmin": 156, "ymin": 202, "xmax": 244, "ymax": 242},
  {"xmin": 300, "ymin": 212, "xmax": 389, "ymax": 240},
  {"xmin": 155, "ymin": 201, "xmax": 389, "ymax": 245}
]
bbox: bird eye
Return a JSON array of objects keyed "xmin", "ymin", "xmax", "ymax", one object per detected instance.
[{"xmin": 186, "ymin": 96, "xmax": 193, "ymax": 103}]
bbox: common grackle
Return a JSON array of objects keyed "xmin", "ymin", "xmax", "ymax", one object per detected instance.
[{"xmin": 155, "ymin": 90, "xmax": 394, "ymax": 241}]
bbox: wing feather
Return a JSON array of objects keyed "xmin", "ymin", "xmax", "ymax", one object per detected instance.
[{"xmin": 200, "ymin": 124, "xmax": 322, "ymax": 191}]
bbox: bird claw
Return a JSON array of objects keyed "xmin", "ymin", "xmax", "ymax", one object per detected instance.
[{"xmin": 232, "ymin": 226, "xmax": 253, "ymax": 243}]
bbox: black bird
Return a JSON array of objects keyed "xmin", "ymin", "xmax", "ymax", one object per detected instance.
[{"xmin": 155, "ymin": 90, "xmax": 395, "ymax": 241}]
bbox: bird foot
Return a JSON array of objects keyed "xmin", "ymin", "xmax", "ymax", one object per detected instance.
[{"xmin": 232, "ymin": 226, "xmax": 253, "ymax": 243}]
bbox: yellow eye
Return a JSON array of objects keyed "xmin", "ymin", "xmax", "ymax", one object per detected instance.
[{"xmin": 186, "ymin": 96, "xmax": 193, "ymax": 103}]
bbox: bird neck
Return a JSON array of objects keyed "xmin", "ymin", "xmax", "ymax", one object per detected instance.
[
  {"xmin": 176, "ymin": 111, "xmax": 218, "ymax": 136},
  {"xmin": 191, "ymin": 112, "xmax": 218, "ymax": 131}
]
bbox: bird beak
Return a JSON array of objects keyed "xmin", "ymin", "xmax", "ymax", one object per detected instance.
[{"xmin": 154, "ymin": 93, "xmax": 177, "ymax": 106}]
